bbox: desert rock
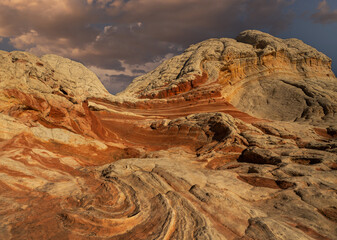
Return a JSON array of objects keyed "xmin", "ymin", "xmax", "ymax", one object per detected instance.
[
  {"xmin": 120, "ymin": 30, "xmax": 337, "ymax": 126},
  {"xmin": 0, "ymin": 31, "xmax": 336, "ymax": 240}
]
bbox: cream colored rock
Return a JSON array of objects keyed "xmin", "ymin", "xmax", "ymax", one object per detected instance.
[
  {"xmin": 0, "ymin": 114, "xmax": 29, "ymax": 139},
  {"xmin": 0, "ymin": 50, "xmax": 111, "ymax": 101},
  {"xmin": 42, "ymin": 54, "xmax": 110, "ymax": 100},
  {"xmin": 30, "ymin": 124, "xmax": 107, "ymax": 150}
]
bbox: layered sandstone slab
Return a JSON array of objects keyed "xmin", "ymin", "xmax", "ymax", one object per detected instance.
[{"xmin": 0, "ymin": 31, "xmax": 337, "ymax": 240}]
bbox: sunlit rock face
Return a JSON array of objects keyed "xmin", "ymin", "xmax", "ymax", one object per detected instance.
[
  {"xmin": 120, "ymin": 30, "xmax": 337, "ymax": 126},
  {"xmin": 0, "ymin": 31, "xmax": 336, "ymax": 240}
]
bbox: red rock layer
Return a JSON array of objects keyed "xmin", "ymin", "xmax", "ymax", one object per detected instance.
[{"xmin": 1, "ymin": 90, "xmax": 336, "ymax": 239}]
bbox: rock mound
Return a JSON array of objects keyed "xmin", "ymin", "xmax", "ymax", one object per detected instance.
[
  {"xmin": 0, "ymin": 51, "xmax": 110, "ymax": 101},
  {"xmin": 0, "ymin": 50, "xmax": 114, "ymax": 142},
  {"xmin": 120, "ymin": 30, "xmax": 337, "ymax": 126}
]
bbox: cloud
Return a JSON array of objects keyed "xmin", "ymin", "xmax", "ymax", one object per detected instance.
[
  {"xmin": 312, "ymin": 0, "xmax": 337, "ymax": 24},
  {"xmin": 244, "ymin": 0, "xmax": 295, "ymax": 34},
  {"xmin": 0, "ymin": 0, "xmax": 296, "ymax": 93},
  {"xmin": 99, "ymin": 74, "xmax": 135, "ymax": 94},
  {"xmin": 89, "ymin": 53, "xmax": 173, "ymax": 93}
]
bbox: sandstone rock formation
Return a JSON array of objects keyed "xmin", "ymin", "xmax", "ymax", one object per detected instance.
[
  {"xmin": 0, "ymin": 31, "xmax": 336, "ymax": 240},
  {"xmin": 120, "ymin": 30, "xmax": 337, "ymax": 126}
]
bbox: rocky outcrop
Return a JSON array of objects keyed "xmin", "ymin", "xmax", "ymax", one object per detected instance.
[
  {"xmin": 0, "ymin": 31, "xmax": 337, "ymax": 240},
  {"xmin": 0, "ymin": 51, "xmax": 110, "ymax": 100},
  {"xmin": 0, "ymin": 50, "xmax": 114, "ymax": 142},
  {"xmin": 120, "ymin": 30, "xmax": 337, "ymax": 126}
]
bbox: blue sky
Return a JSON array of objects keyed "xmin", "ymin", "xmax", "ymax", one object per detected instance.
[{"xmin": 0, "ymin": 0, "xmax": 336, "ymax": 93}]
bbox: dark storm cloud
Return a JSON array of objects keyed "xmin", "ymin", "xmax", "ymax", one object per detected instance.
[
  {"xmin": 0, "ymin": 0, "xmax": 296, "ymax": 93},
  {"xmin": 0, "ymin": 1, "xmax": 100, "ymax": 47},
  {"xmin": 100, "ymin": 74, "xmax": 135, "ymax": 94},
  {"xmin": 0, "ymin": 37, "xmax": 15, "ymax": 52},
  {"xmin": 244, "ymin": 0, "xmax": 295, "ymax": 34},
  {"xmin": 312, "ymin": 0, "xmax": 337, "ymax": 24},
  {"xmin": 90, "ymin": 0, "xmax": 295, "ymax": 65},
  {"xmin": 132, "ymin": 69, "xmax": 146, "ymax": 74},
  {"xmin": 0, "ymin": 0, "xmax": 296, "ymax": 67}
]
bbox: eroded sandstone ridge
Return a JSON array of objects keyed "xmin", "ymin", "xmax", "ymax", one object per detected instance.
[
  {"xmin": 121, "ymin": 30, "xmax": 337, "ymax": 125},
  {"xmin": 0, "ymin": 31, "xmax": 336, "ymax": 240}
]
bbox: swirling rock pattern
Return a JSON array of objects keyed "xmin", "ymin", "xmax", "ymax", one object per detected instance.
[{"xmin": 0, "ymin": 31, "xmax": 337, "ymax": 239}]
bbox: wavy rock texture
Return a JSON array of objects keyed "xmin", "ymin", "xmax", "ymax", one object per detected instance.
[{"xmin": 0, "ymin": 31, "xmax": 337, "ymax": 240}]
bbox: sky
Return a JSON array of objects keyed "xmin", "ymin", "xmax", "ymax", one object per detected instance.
[{"xmin": 0, "ymin": 0, "xmax": 336, "ymax": 94}]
